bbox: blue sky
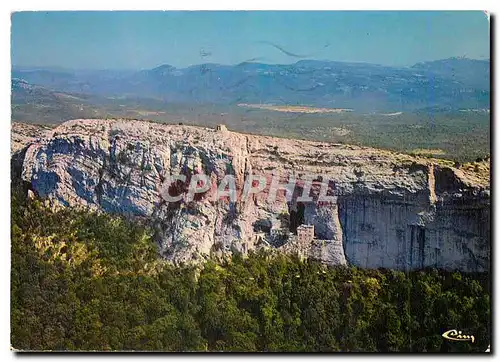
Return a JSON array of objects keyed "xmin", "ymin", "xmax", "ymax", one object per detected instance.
[{"xmin": 11, "ymin": 11, "xmax": 490, "ymax": 70}]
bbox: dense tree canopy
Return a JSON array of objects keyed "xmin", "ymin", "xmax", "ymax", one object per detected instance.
[{"xmin": 11, "ymin": 190, "xmax": 490, "ymax": 352}]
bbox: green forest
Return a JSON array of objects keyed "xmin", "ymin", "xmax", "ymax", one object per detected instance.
[{"xmin": 11, "ymin": 190, "xmax": 491, "ymax": 352}]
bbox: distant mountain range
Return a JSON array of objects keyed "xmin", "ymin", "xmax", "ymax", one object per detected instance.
[{"xmin": 12, "ymin": 57, "xmax": 490, "ymax": 112}]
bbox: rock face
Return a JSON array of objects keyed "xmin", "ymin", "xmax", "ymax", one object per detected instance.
[
  {"xmin": 11, "ymin": 122, "xmax": 53, "ymax": 154},
  {"xmin": 15, "ymin": 119, "xmax": 490, "ymax": 271}
]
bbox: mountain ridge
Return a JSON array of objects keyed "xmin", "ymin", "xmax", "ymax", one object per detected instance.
[
  {"xmin": 12, "ymin": 57, "xmax": 490, "ymax": 112},
  {"xmin": 14, "ymin": 118, "xmax": 490, "ymax": 271},
  {"xmin": 13, "ymin": 56, "xmax": 490, "ymax": 72}
]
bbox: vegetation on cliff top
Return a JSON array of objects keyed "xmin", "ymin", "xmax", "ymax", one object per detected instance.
[
  {"xmin": 11, "ymin": 190, "xmax": 490, "ymax": 352},
  {"xmin": 11, "ymin": 101, "xmax": 490, "ymax": 163}
]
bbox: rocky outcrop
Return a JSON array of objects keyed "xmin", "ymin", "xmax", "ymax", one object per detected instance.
[
  {"xmin": 14, "ymin": 119, "xmax": 490, "ymax": 271},
  {"xmin": 11, "ymin": 122, "xmax": 53, "ymax": 154}
]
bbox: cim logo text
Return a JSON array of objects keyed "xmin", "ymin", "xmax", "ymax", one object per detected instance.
[{"xmin": 442, "ymin": 329, "xmax": 475, "ymax": 343}]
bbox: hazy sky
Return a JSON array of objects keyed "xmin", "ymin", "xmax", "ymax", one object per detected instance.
[{"xmin": 11, "ymin": 11, "xmax": 490, "ymax": 70}]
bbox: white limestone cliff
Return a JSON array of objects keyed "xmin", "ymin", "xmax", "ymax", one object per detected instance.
[{"xmin": 14, "ymin": 119, "xmax": 490, "ymax": 271}]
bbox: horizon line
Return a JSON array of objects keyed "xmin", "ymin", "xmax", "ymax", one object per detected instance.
[{"xmin": 12, "ymin": 55, "xmax": 490, "ymax": 72}]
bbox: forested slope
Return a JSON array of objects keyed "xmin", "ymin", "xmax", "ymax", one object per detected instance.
[{"xmin": 11, "ymin": 190, "xmax": 490, "ymax": 352}]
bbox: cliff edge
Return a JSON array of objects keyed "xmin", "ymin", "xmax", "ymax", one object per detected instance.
[{"xmin": 13, "ymin": 119, "xmax": 490, "ymax": 271}]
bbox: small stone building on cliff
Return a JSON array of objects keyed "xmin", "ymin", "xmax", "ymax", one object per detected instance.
[
  {"xmin": 297, "ymin": 224, "xmax": 314, "ymax": 243},
  {"xmin": 216, "ymin": 124, "xmax": 228, "ymax": 132}
]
